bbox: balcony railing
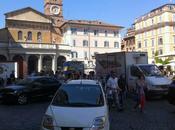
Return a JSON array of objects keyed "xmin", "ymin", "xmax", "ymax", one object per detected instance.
[
  {"xmin": 57, "ymin": 44, "xmax": 71, "ymax": 51},
  {"xmin": 3, "ymin": 42, "xmax": 71, "ymax": 51},
  {"xmin": 9, "ymin": 42, "xmax": 57, "ymax": 49}
]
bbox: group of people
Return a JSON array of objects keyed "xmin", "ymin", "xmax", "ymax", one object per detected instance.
[
  {"xmin": 104, "ymin": 71, "xmax": 147, "ymax": 113},
  {"xmin": 0, "ymin": 70, "xmax": 15, "ymax": 87},
  {"xmin": 0, "ymin": 68, "xmax": 148, "ymax": 113}
]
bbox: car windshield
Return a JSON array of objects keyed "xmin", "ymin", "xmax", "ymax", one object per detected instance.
[
  {"xmin": 52, "ymin": 84, "xmax": 104, "ymax": 107},
  {"xmin": 16, "ymin": 78, "xmax": 35, "ymax": 85},
  {"xmin": 139, "ymin": 65, "xmax": 163, "ymax": 77}
]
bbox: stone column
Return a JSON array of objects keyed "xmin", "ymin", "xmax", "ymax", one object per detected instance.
[
  {"xmin": 52, "ymin": 55, "xmax": 56, "ymax": 73},
  {"xmin": 38, "ymin": 55, "xmax": 43, "ymax": 72},
  {"xmin": 24, "ymin": 55, "xmax": 29, "ymax": 78}
]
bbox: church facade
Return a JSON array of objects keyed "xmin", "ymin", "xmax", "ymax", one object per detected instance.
[{"xmin": 0, "ymin": 0, "xmax": 123, "ymax": 77}]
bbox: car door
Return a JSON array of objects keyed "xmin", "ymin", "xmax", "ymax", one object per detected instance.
[
  {"xmin": 44, "ymin": 78, "xmax": 61, "ymax": 96},
  {"xmin": 29, "ymin": 79, "xmax": 44, "ymax": 98},
  {"xmin": 128, "ymin": 65, "xmax": 141, "ymax": 91}
]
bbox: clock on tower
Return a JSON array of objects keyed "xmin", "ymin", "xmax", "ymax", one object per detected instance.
[{"xmin": 44, "ymin": 0, "xmax": 63, "ymax": 19}]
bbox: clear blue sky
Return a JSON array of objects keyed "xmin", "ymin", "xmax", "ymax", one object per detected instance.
[{"xmin": 0, "ymin": 0, "xmax": 173, "ymax": 30}]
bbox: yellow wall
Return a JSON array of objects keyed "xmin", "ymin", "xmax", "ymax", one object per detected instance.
[
  {"xmin": 135, "ymin": 8, "xmax": 175, "ymax": 63},
  {"xmin": 8, "ymin": 28, "xmax": 52, "ymax": 43}
]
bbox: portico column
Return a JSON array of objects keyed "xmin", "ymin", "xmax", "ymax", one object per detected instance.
[
  {"xmin": 38, "ymin": 55, "xmax": 43, "ymax": 72},
  {"xmin": 52, "ymin": 55, "xmax": 56, "ymax": 73}
]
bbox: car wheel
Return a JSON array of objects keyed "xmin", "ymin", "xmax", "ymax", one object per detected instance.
[{"xmin": 17, "ymin": 94, "xmax": 28, "ymax": 105}]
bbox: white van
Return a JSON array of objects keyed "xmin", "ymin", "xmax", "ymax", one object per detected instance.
[
  {"xmin": 41, "ymin": 80, "xmax": 109, "ymax": 130},
  {"xmin": 96, "ymin": 52, "xmax": 171, "ymax": 98}
]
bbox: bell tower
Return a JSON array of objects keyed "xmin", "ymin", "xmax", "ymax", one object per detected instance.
[{"xmin": 44, "ymin": 0, "xmax": 63, "ymax": 20}]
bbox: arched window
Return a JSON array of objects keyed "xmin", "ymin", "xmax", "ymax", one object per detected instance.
[
  {"xmin": 18, "ymin": 31, "xmax": 23, "ymax": 40},
  {"xmin": 37, "ymin": 32, "xmax": 42, "ymax": 42},
  {"xmin": 27, "ymin": 31, "xmax": 32, "ymax": 41}
]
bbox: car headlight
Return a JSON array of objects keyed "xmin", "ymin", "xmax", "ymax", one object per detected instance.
[
  {"xmin": 13, "ymin": 90, "xmax": 18, "ymax": 94},
  {"xmin": 42, "ymin": 114, "xmax": 54, "ymax": 130},
  {"xmin": 90, "ymin": 116, "xmax": 106, "ymax": 130},
  {"xmin": 8, "ymin": 90, "xmax": 18, "ymax": 95}
]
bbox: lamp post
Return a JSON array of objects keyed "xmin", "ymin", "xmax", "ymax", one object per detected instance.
[{"xmin": 88, "ymin": 27, "xmax": 91, "ymax": 65}]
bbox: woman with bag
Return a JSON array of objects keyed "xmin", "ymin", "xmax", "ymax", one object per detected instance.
[{"xmin": 133, "ymin": 74, "xmax": 147, "ymax": 113}]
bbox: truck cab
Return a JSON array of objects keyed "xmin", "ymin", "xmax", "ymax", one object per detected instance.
[{"xmin": 128, "ymin": 64, "xmax": 172, "ymax": 98}]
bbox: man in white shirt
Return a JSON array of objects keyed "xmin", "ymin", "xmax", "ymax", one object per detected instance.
[{"xmin": 107, "ymin": 71, "xmax": 122, "ymax": 110}]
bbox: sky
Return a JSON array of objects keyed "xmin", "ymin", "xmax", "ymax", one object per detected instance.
[{"xmin": 0, "ymin": 0, "xmax": 173, "ymax": 31}]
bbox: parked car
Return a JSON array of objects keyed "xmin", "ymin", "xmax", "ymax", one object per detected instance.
[
  {"xmin": 167, "ymin": 80, "xmax": 175, "ymax": 105},
  {"xmin": 0, "ymin": 76, "xmax": 61, "ymax": 105},
  {"xmin": 41, "ymin": 80, "xmax": 109, "ymax": 130}
]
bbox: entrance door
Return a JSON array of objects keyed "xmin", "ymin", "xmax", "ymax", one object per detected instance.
[
  {"xmin": 28, "ymin": 55, "xmax": 38, "ymax": 75},
  {"xmin": 42, "ymin": 55, "xmax": 52, "ymax": 72},
  {"xmin": 13, "ymin": 55, "xmax": 24, "ymax": 78},
  {"xmin": 57, "ymin": 56, "xmax": 66, "ymax": 70},
  {"xmin": 128, "ymin": 65, "xmax": 141, "ymax": 91}
]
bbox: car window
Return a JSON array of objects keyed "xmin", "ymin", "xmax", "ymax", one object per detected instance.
[
  {"xmin": 16, "ymin": 78, "xmax": 34, "ymax": 85},
  {"xmin": 52, "ymin": 84, "xmax": 104, "ymax": 107},
  {"xmin": 34, "ymin": 78, "xmax": 46, "ymax": 84},
  {"xmin": 47, "ymin": 78, "xmax": 59, "ymax": 84}
]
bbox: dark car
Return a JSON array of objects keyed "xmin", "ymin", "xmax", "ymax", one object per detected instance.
[
  {"xmin": 0, "ymin": 76, "xmax": 61, "ymax": 105},
  {"xmin": 167, "ymin": 80, "xmax": 175, "ymax": 105}
]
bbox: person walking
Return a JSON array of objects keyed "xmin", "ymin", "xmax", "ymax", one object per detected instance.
[
  {"xmin": 10, "ymin": 70, "xmax": 15, "ymax": 84},
  {"xmin": 133, "ymin": 74, "xmax": 147, "ymax": 113},
  {"xmin": 118, "ymin": 74, "xmax": 126, "ymax": 109},
  {"xmin": 107, "ymin": 71, "xmax": 122, "ymax": 111}
]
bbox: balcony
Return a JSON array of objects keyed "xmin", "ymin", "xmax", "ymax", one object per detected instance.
[{"xmin": 57, "ymin": 44, "xmax": 71, "ymax": 51}]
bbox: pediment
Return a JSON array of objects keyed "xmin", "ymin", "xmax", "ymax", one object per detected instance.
[{"xmin": 5, "ymin": 7, "xmax": 51, "ymax": 23}]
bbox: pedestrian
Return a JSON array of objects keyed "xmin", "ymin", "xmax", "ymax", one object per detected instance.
[
  {"xmin": 0, "ymin": 77, "xmax": 4, "ymax": 87},
  {"xmin": 99, "ymin": 76, "xmax": 106, "ymax": 92},
  {"xmin": 10, "ymin": 70, "xmax": 15, "ymax": 84},
  {"xmin": 133, "ymin": 74, "xmax": 147, "ymax": 113},
  {"xmin": 118, "ymin": 74, "xmax": 126, "ymax": 109},
  {"xmin": 106, "ymin": 71, "xmax": 122, "ymax": 111},
  {"xmin": 3, "ymin": 69, "xmax": 8, "ymax": 87}
]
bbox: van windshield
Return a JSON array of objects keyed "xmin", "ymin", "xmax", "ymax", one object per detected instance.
[
  {"xmin": 139, "ymin": 65, "xmax": 163, "ymax": 77},
  {"xmin": 52, "ymin": 84, "xmax": 104, "ymax": 107}
]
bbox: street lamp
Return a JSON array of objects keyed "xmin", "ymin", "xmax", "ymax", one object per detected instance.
[{"xmin": 88, "ymin": 27, "xmax": 91, "ymax": 65}]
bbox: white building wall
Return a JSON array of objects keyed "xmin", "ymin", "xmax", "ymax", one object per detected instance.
[{"xmin": 63, "ymin": 26, "xmax": 122, "ymax": 72}]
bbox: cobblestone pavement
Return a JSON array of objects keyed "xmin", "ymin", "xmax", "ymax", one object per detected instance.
[{"xmin": 0, "ymin": 99, "xmax": 174, "ymax": 130}]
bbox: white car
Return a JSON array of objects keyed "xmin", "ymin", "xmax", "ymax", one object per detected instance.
[{"xmin": 41, "ymin": 80, "xmax": 109, "ymax": 130}]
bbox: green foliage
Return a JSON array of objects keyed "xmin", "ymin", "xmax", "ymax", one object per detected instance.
[{"xmin": 154, "ymin": 50, "xmax": 171, "ymax": 65}]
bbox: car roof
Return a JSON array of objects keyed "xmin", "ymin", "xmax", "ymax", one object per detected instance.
[
  {"xmin": 26, "ymin": 76, "xmax": 50, "ymax": 80},
  {"xmin": 67, "ymin": 79, "xmax": 99, "ymax": 85}
]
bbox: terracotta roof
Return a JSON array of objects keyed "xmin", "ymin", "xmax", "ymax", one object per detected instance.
[{"xmin": 61, "ymin": 20, "xmax": 124, "ymax": 29}]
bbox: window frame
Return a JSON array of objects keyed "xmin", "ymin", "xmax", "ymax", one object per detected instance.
[{"xmin": 18, "ymin": 31, "xmax": 23, "ymax": 41}]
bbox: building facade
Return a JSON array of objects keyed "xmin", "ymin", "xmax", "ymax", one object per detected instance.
[
  {"xmin": 61, "ymin": 20, "xmax": 123, "ymax": 72},
  {"xmin": 134, "ymin": 4, "xmax": 175, "ymax": 63},
  {"xmin": 0, "ymin": 0, "xmax": 123, "ymax": 77},
  {"xmin": 122, "ymin": 27, "xmax": 135, "ymax": 52}
]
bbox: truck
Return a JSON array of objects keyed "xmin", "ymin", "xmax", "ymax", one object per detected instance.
[
  {"xmin": 95, "ymin": 52, "xmax": 172, "ymax": 98},
  {"xmin": 0, "ymin": 62, "xmax": 18, "ymax": 80}
]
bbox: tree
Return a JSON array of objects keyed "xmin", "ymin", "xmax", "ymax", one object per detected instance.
[{"xmin": 154, "ymin": 51, "xmax": 171, "ymax": 65}]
